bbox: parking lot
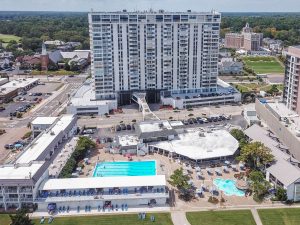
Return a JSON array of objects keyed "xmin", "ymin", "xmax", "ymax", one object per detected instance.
[
  {"xmin": 0, "ymin": 82, "xmax": 62, "ymax": 118},
  {"xmin": 80, "ymin": 114, "xmax": 247, "ymax": 147},
  {"xmin": 29, "ymin": 82, "xmax": 62, "ymax": 93}
]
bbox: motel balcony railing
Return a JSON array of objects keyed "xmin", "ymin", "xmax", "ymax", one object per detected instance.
[{"xmin": 35, "ymin": 192, "xmax": 169, "ymax": 203}]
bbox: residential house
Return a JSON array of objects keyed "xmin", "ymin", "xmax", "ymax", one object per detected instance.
[{"xmin": 218, "ymin": 60, "xmax": 243, "ymax": 75}]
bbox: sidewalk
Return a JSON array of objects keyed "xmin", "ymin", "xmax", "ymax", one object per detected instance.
[
  {"xmin": 171, "ymin": 212, "xmax": 191, "ymax": 225},
  {"xmin": 251, "ymin": 208, "xmax": 263, "ymax": 225}
]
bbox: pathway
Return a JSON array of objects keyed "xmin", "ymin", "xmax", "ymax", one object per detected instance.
[
  {"xmin": 251, "ymin": 208, "xmax": 262, "ymax": 225},
  {"xmin": 171, "ymin": 211, "xmax": 191, "ymax": 225}
]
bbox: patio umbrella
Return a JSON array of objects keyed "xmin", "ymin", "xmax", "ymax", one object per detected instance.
[
  {"xmin": 195, "ymin": 166, "xmax": 201, "ymax": 172},
  {"xmin": 183, "ymin": 170, "xmax": 188, "ymax": 176},
  {"xmin": 224, "ymin": 160, "xmax": 230, "ymax": 165},
  {"xmin": 231, "ymin": 165, "xmax": 237, "ymax": 169},
  {"xmin": 196, "ymin": 172, "xmax": 202, "ymax": 177}
]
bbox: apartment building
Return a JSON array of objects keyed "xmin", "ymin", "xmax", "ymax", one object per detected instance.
[
  {"xmin": 255, "ymin": 99, "xmax": 300, "ymax": 161},
  {"xmin": 283, "ymin": 45, "xmax": 300, "ymax": 114},
  {"xmin": 224, "ymin": 33, "xmax": 244, "ymax": 49},
  {"xmin": 224, "ymin": 23, "xmax": 263, "ymax": 51},
  {"xmin": 88, "ymin": 10, "xmax": 221, "ymax": 105},
  {"xmin": 0, "ymin": 115, "xmax": 77, "ymax": 211}
]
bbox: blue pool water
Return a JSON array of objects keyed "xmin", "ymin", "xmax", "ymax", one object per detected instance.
[
  {"xmin": 213, "ymin": 178, "xmax": 245, "ymax": 197},
  {"xmin": 93, "ymin": 161, "xmax": 156, "ymax": 177}
]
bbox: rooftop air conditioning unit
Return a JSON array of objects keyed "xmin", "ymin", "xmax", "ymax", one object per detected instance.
[
  {"xmin": 295, "ymin": 130, "xmax": 300, "ymax": 137},
  {"xmin": 50, "ymin": 131, "xmax": 55, "ymax": 135}
]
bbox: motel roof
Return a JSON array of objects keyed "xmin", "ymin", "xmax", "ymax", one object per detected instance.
[
  {"xmin": 16, "ymin": 114, "xmax": 75, "ymax": 164},
  {"xmin": 0, "ymin": 162, "xmax": 44, "ymax": 180},
  {"xmin": 149, "ymin": 129, "xmax": 239, "ymax": 160},
  {"xmin": 244, "ymin": 124, "xmax": 300, "ymax": 187},
  {"xmin": 31, "ymin": 117, "xmax": 58, "ymax": 125},
  {"xmin": 40, "ymin": 175, "xmax": 166, "ymax": 190}
]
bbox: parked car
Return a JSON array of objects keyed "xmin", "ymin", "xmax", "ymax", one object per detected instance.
[
  {"xmin": 126, "ymin": 124, "xmax": 131, "ymax": 130},
  {"xmin": 10, "ymin": 112, "xmax": 17, "ymax": 117},
  {"xmin": 182, "ymin": 120, "xmax": 189, "ymax": 125},
  {"xmin": 120, "ymin": 123, "xmax": 126, "ymax": 130},
  {"xmin": 0, "ymin": 106, "xmax": 5, "ymax": 111},
  {"xmin": 115, "ymin": 125, "xmax": 121, "ymax": 132},
  {"xmin": 132, "ymin": 123, "xmax": 136, "ymax": 130}
]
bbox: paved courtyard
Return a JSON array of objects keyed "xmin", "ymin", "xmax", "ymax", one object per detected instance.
[{"xmin": 80, "ymin": 144, "xmax": 267, "ymax": 211}]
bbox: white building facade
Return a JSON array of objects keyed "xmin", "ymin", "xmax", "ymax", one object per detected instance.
[{"xmin": 88, "ymin": 10, "xmax": 221, "ymax": 104}]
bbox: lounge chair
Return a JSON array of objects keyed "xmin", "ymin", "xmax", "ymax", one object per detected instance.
[
  {"xmin": 151, "ymin": 215, "xmax": 155, "ymax": 222},
  {"xmin": 40, "ymin": 216, "xmax": 45, "ymax": 224},
  {"xmin": 48, "ymin": 216, "xmax": 54, "ymax": 224}
]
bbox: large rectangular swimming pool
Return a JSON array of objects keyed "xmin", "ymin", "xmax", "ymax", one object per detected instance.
[{"xmin": 93, "ymin": 161, "xmax": 156, "ymax": 177}]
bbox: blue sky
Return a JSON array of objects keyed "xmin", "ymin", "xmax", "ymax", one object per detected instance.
[{"xmin": 1, "ymin": 0, "xmax": 300, "ymax": 12}]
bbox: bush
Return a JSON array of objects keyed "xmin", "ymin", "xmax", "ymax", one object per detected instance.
[
  {"xmin": 208, "ymin": 196, "xmax": 219, "ymax": 204},
  {"xmin": 22, "ymin": 131, "xmax": 32, "ymax": 139},
  {"xmin": 275, "ymin": 187, "xmax": 287, "ymax": 201},
  {"xmin": 16, "ymin": 112, "xmax": 22, "ymax": 118}
]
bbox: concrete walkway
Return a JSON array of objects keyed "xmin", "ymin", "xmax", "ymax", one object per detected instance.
[
  {"xmin": 171, "ymin": 211, "xmax": 191, "ymax": 225},
  {"xmin": 251, "ymin": 208, "xmax": 263, "ymax": 225}
]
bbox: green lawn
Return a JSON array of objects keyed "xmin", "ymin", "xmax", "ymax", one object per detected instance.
[
  {"xmin": 0, "ymin": 34, "xmax": 21, "ymax": 43},
  {"xmin": 234, "ymin": 83, "xmax": 284, "ymax": 93},
  {"xmin": 0, "ymin": 214, "xmax": 10, "ymax": 225},
  {"xmin": 258, "ymin": 208, "xmax": 300, "ymax": 225},
  {"xmin": 31, "ymin": 69, "xmax": 80, "ymax": 76},
  {"xmin": 243, "ymin": 57, "xmax": 284, "ymax": 74},
  {"xmin": 1, "ymin": 213, "xmax": 172, "ymax": 225},
  {"xmin": 186, "ymin": 210, "xmax": 256, "ymax": 225}
]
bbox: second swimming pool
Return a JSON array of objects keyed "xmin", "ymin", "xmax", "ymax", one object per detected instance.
[
  {"xmin": 93, "ymin": 161, "xmax": 156, "ymax": 177},
  {"xmin": 213, "ymin": 178, "xmax": 245, "ymax": 197}
]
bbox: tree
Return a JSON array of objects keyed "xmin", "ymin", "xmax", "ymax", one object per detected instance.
[
  {"xmin": 267, "ymin": 85, "xmax": 279, "ymax": 95},
  {"xmin": 168, "ymin": 168, "xmax": 191, "ymax": 190},
  {"xmin": 64, "ymin": 62, "xmax": 70, "ymax": 71},
  {"xmin": 248, "ymin": 170, "xmax": 271, "ymax": 202},
  {"xmin": 230, "ymin": 128, "xmax": 248, "ymax": 148},
  {"xmin": 237, "ymin": 141, "xmax": 274, "ymax": 169},
  {"xmin": 10, "ymin": 209, "xmax": 34, "ymax": 225},
  {"xmin": 168, "ymin": 168, "xmax": 193, "ymax": 201}
]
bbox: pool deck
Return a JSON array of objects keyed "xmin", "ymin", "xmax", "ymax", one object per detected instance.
[{"xmin": 80, "ymin": 147, "xmax": 271, "ymax": 211}]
